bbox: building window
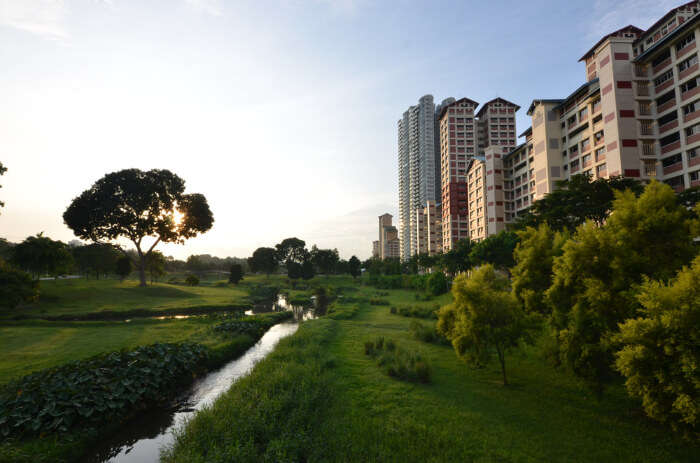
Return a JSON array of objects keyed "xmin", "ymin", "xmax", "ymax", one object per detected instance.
[
  {"xmin": 680, "ymin": 77, "xmax": 699, "ymax": 94},
  {"xmin": 654, "ymin": 69, "xmax": 673, "ymax": 87},
  {"xmin": 683, "ymin": 101, "xmax": 698, "ymax": 115},
  {"xmin": 581, "ymin": 138, "xmax": 591, "ymax": 152},
  {"xmin": 579, "ymin": 107, "xmax": 588, "ymax": 120},
  {"xmin": 676, "ymin": 33, "xmax": 695, "ymax": 51},
  {"xmin": 644, "ymin": 159, "xmax": 657, "ymax": 177},
  {"xmin": 596, "ymin": 163, "xmax": 607, "ymax": 175},
  {"xmin": 678, "ymin": 54, "xmax": 698, "ymax": 72},
  {"xmin": 651, "ymin": 49, "xmax": 671, "ymax": 68},
  {"xmin": 685, "ymin": 122, "xmax": 700, "ymax": 137},
  {"xmin": 662, "ymin": 153, "xmax": 682, "ymax": 167},
  {"xmin": 595, "ymin": 146, "xmax": 606, "ymax": 160}
]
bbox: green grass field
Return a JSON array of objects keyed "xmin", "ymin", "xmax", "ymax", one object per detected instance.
[
  {"xmin": 7, "ymin": 278, "xmax": 250, "ymax": 318},
  {"xmin": 0, "ymin": 317, "xmax": 229, "ymax": 384},
  {"xmin": 164, "ymin": 283, "xmax": 699, "ymax": 463}
]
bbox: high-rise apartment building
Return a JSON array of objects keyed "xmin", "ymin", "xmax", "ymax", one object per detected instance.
[
  {"xmin": 469, "ymin": 2, "xmax": 700, "ymax": 237},
  {"xmin": 415, "ymin": 200, "xmax": 442, "ymax": 256},
  {"xmin": 398, "ymin": 95, "xmax": 442, "ymax": 261},
  {"xmin": 439, "ymin": 98, "xmax": 519, "ymax": 249},
  {"xmin": 376, "ymin": 213, "xmax": 400, "ymax": 260}
]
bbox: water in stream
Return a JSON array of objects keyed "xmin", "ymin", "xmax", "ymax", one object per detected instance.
[{"xmin": 82, "ymin": 321, "xmax": 300, "ymax": 463}]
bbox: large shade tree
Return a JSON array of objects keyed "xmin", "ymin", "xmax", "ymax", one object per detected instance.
[
  {"xmin": 63, "ymin": 169, "xmax": 213, "ymax": 287},
  {"xmin": 11, "ymin": 233, "xmax": 74, "ymax": 279}
]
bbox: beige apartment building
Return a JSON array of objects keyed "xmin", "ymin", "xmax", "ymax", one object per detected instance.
[
  {"xmin": 415, "ymin": 200, "xmax": 442, "ymax": 255},
  {"xmin": 477, "ymin": 1, "xmax": 700, "ymax": 234},
  {"xmin": 376, "ymin": 213, "xmax": 400, "ymax": 260},
  {"xmin": 439, "ymin": 98, "xmax": 519, "ymax": 249}
]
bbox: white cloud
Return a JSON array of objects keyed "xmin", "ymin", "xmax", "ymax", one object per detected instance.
[
  {"xmin": 587, "ymin": 0, "xmax": 679, "ymax": 40},
  {"xmin": 0, "ymin": 0, "xmax": 68, "ymax": 38},
  {"xmin": 184, "ymin": 0, "xmax": 222, "ymax": 16}
]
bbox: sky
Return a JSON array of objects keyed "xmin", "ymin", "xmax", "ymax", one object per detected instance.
[{"xmin": 0, "ymin": 0, "xmax": 682, "ymax": 259}]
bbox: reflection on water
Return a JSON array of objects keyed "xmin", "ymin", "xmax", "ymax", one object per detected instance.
[
  {"xmin": 82, "ymin": 322, "xmax": 299, "ymax": 463},
  {"xmin": 245, "ymin": 294, "xmax": 320, "ymax": 321}
]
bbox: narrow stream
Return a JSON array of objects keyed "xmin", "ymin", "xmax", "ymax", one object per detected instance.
[{"xmin": 82, "ymin": 321, "xmax": 300, "ymax": 463}]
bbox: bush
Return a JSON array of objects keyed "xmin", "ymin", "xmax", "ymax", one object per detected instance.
[
  {"xmin": 391, "ymin": 305, "xmax": 438, "ymax": 319},
  {"xmin": 364, "ymin": 338, "xmax": 431, "ymax": 383},
  {"xmin": 425, "ymin": 271, "xmax": 448, "ymax": 296},
  {"xmin": 389, "ymin": 306, "xmax": 397, "ymax": 314},
  {"xmin": 0, "ymin": 259, "xmax": 38, "ymax": 309},
  {"xmin": 0, "ymin": 343, "xmax": 209, "ymax": 439},
  {"xmin": 185, "ymin": 274, "xmax": 199, "ymax": 286},
  {"xmin": 614, "ymin": 255, "xmax": 700, "ymax": 438},
  {"xmin": 369, "ymin": 298, "xmax": 389, "ymax": 306},
  {"xmin": 409, "ymin": 320, "xmax": 449, "ymax": 345}
]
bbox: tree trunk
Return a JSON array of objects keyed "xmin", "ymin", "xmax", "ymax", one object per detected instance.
[{"xmin": 138, "ymin": 257, "xmax": 147, "ymax": 287}]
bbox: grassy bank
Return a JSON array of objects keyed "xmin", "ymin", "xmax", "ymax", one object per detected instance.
[
  {"xmin": 164, "ymin": 284, "xmax": 699, "ymax": 462},
  {"xmin": 0, "ymin": 311, "xmax": 292, "ymax": 463}
]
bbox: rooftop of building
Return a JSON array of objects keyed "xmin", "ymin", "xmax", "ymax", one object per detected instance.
[
  {"xmin": 475, "ymin": 97, "xmax": 521, "ymax": 118},
  {"xmin": 518, "ymin": 126, "xmax": 533, "ymax": 138},
  {"xmin": 634, "ymin": 8, "xmax": 700, "ymax": 62},
  {"xmin": 526, "ymin": 99, "xmax": 565, "ymax": 116},
  {"xmin": 579, "ymin": 25, "xmax": 644, "ymax": 62},
  {"xmin": 437, "ymin": 97, "xmax": 480, "ymax": 120},
  {"xmin": 552, "ymin": 77, "xmax": 600, "ymax": 113},
  {"xmin": 636, "ymin": 1, "xmax": 698, "ymax": 44},
  {"xmin": 503, "ymin": 143, "xmax": 527, "ymax": 161}
]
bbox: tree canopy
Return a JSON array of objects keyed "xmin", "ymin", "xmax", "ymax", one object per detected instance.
[
  {"xmin": 63, "ymin": 169, "xmax": 213, "ymax": 287},
  {"xmin": 348, "ymin": 256, "xmax": 361, "ymax": 279},
  {"xmin": 275, "ymin": 237, "xmax": 307, "ymax": 265},
  {"xmin": 248, "ymin": 247, "xmax": 278, "ymax": 276},
  {"xmin": 469, "ymin": 231, "xmax": 518, "ymax": 272},
  {"xmin": 11, "ymin": 234, "xmax": 73, "ymax": 279},
  {"xmin": 515, "ymin": 174, "xmax": 644, "ymax": 231},
  {"xmin": 72, "ymin": 243, "xmax": 120, "ymax": 279}
]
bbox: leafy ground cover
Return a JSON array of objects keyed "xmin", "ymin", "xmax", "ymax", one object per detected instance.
[{"xmin": 164, "ymin": 282, "xmax": 699, "ymax": 462}]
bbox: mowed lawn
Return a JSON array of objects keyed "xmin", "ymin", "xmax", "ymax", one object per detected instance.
[
  {"xmin": 0, "ymin": 317, "xmax": 226, "ymax": 384},
  {"xmin": 8, "ymin": 277, "xmax": 252, "ymax": 318},
  {"xmin": 319, "ymin": 294, "xmax": 698, "ymax": 462}
]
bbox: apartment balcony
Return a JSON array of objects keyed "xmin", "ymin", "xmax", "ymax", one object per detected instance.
[
  {"xmin": 690, "ymin": 157, "xmax": 700, "ymax": 168},
  {"xmin": 634, "ymin": 64, "xmax": 649, "ymax": 78},
  {"xmin": 679, "ymin": 63, "xmax": 700, "ymax": 82},
  {"xmin": 657, "ymin": 98, "xmax": 677, "ymax": 114},
  {"xmin": 583, "ymin": 160, "xmax": 593, "ymax": 168},
  {"xmin": 597, "ymin": 169, "xmax": 607, "ymax": 178},
  {"xmin": 663, "ymin": 162, "xmax": 684, "ymax": 175},
  {"xmin": 642, "ymin": 144, "xmax": 656, "ymax": 156},
  {"xmin": 655, "ymin": 80, "xmax": 674, "ymax": 94},
  {"xmin": 681, "ymin": 86, "xmax": 700, "ymax": 101},
  {"xmin": 636, "ymin": 85, "xmax": 650, "ymax": 96},
  {"xmin": 652, "ymin": 57, "xmax": 672, "ymax": 75},
  {"xmin": 684, "ymin": 110, "xmax": 700, "ymax": 123},
  {"xmin": 594, "ymin": 136, "xmax": 605, "ymax": 146},
  {"xmin": 661, "ymin": 141, "xmax": 681, "ymax": 154},
  {"xmin": 672, "ymin": 184, "xmax": 686, "ymax": 193},
  {"xmin": 596, "ymin": 153, "xmax": 606, "ymax": 162},
  {"xmin": 639, "ymin": 106, "xmax": 653, "ymax": 116},
  {"xmin": 687, "ymin": 133, "xmax": 700, "ymax": 145},
  {"xmin": 571, "ymin": 165, "xmax": 580, "ymax": 173},
  {"xmin": 659, "ymin": 120, "xmax": 679, "ymax": 134},
  {"xmin": 640, "ymin": 126, "xmax": 655, "ymax": 136},
  {"xmin": 677, "ymin": 41, "xmax": 697, "ymax": 59}
]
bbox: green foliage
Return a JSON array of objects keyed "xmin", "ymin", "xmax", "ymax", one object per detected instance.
[
  {"xmin": 438, "ymin": 238, "xmax": 473, "ymax": 275},
  {"xmin": 286, "ymin": 261, "xmax": 302, "ymax": 280},
  {"xmin": 469, "ymin": 230, "xmax": 519, "ymax": 271},
  {"xmin": 115, "ymin": 256, "xmax": 132, "ymax": 281},
  {"xmin": 213, "ymin": 313, "xmax": 290, "ymax": 338},
  {"xmin": 310, "ymin": 246, "xmax": 339, "ymax": 275},
  {"xmin": 515, "ymin": 174, "xmax": 644, "ymax": 231},
  {"xmin": 247, "ymin": 284, "xmax": 279, "ymax": 304},
  {"xmin": 146, "ymin": 250, "xmax": 166, "ymax": 283},
  {"xmin": 546, "ymin": 181, "xmax": 698, "ymax": 392},
  {"xmin": 248, "ymin": 247, "xmax": 278, "ymax": 276},
  {"xmin": 438, "ymin": 265, "xmax": 535, "ymax": 385},
  {"xmin": 0, "ymin": 342, "xmax": 208, "ymax": 439},
  {"xmin": 425, "ymin": 271, "xmax": 448, "ymax": 296},
  {"xmin": 348, "ymin": 255, "xmax": 361, "ymax": 278},
  {"xmin": 301, "ymin": 259, "xmax": 315, "ymax": 280},
  {"xmin": 228, "ymin": 263, "xmax": 244, "ymax": 284},
  {"xmin": 11, "ymin": 234, "xmax": 74, "ymax": 279},
  {"xmin": 390, "ymin": 304, "xmax": 438, "ymax": 319},
  {"xmin": 275, "ymin": 237, "xmax": 308, "ymax": 265},
  {"xmin": 512, "ymin": 224, "xmax": 569, "ymax": 315},
  {"xmin": 63, "ymin": 169, "xmax": 213, "ymax": 287},
  {"xmin": 0, "ymin": 259, "xmax": 39, "ymax": 309},
  {"xmin": 614, "ymin": 256, "xmax": 700, "ymax": 439},
  {"xmin": 72, "ymin": 243, "xmax": 119, "ymax": 279},
  {"xmin": 185, "ymin": 274, "xmax": 200, "ymax": 286},
  {"xmin": 364, "ymin": 337, "xmax": 431, "ymax": 383},
  {"xmin": 409, "ymin": 320, "xmax": 449, "ymax": 345}
]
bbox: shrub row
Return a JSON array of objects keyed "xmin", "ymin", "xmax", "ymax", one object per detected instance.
[
  {"xmin": 0, "ymin": 343, "xmax": 209, "ymax": 439},
  {"xmin": 389, "ymin": 304, "xmax": 439, "ymax": 319},
  {"xmin": 363, "ymin": 337, "xmax": 431, "ymax": 383}
]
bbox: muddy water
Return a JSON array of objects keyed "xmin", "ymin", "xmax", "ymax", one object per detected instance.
[{"xmin": 82, "ymin": 322, "xmax": 299, "ymax": 463}]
